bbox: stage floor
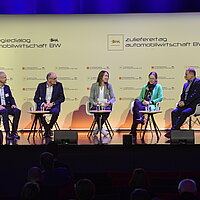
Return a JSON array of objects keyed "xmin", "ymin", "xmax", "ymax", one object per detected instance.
[{"xmin": 2, "ymin": 129, "xmax": 200, "ymax": 145}]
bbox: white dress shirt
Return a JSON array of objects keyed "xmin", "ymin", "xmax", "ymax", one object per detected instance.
[
  {"xmin": 46, "ymin": 84, "xmax": 53, "ymax": 103},
  {"xmin": 98, "ymin": 86, "xmax": 107, "ymax": 106},
  {"xmin": 0, "ymin": 86, "xmax": 6, "ymax": 106}
]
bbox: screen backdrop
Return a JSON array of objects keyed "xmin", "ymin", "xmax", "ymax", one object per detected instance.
[{"xmin": 0, "ymin": 13, "xmax": 200, "ymax": 130}]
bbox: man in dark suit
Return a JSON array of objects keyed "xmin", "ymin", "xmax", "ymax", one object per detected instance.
[
  {"xmin": 0, "ymin": 72, "xmax": 21, "ymax": 140},
  {"xmin": 165, "ymin": 68, "xmax": 200, "ymax": 138},
  {"xmin": 34, "ymin": 72, "xmax": 65, "ymax": 137}
]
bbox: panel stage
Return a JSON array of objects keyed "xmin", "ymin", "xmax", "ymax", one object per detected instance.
[{"xmin": 2, "ymin": 129, "xmax": 200, "ymax": 145}]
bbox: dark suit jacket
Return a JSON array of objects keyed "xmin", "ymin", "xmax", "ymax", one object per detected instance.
[
  {"xmin": 180, "ymin": 78, "xmax": 200, "ymax": 109},
  {"xmin": 34, "ymin": 81, "xmax": 65, "ymax": 112},
  {"xmin": 1, "ymin": 85, "xmax": 16, "ymax": 107}
]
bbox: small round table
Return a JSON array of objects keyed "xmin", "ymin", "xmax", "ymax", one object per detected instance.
[
  {"xmin": 27, "ymin": 110, "xmax": 50, "ymax": 140},
  {"xmin": 139, "ymin": 110, "xmax": 162, "ymax": 141}
]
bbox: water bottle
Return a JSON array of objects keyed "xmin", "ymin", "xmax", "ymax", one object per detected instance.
[
  {"xmin": 30, "ymin": 106, "xmax": 34, "ymax": 111},
  {"xmin": 40, "ymin": 104, "xmax": 44, "ymax": 111},
  {"xmin": 149, "ymin": 106, "xmax": 151, "ymax": 111},
  {"xmin": 147, "ymin": 104, "xmax": 150, "ymax": 111}
]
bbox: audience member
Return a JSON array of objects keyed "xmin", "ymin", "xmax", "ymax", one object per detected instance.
[
  {"xmin": 39, "ymin": 151, "xmax": 73, "ymax": 200},
  {"xmin": 75, "ymin": 179, "xmax": 95, "ymax": 200},
  {"xmin": 20, "ymin": 181, "xmax": 40, "ymax": 200},
  {"xmin": 130, "ymin": 188, "xmax": 151, "ymax": 200},
  {"xmin": 46, "ymin": 141, "xmax": 69, "ymax": 168},
  {"xmin": 27, "ymin": 167, "xmax": 42, "ymax": 184},
  {"xmin": 174, "ymin": 178, "xmax": 199, "ymax": 200},
  {"xmin": 129, "ymin": 168, "xmax": 150, "ymax": 191}
]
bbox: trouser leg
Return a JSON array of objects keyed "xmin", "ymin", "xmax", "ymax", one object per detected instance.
[
  {"xmin": 9, "ymin": 108, "xmax": 21, "ymax": 133},
  {"xmin": 0, "ymin": 108, "xmax": 10, "ymax": 133},
  {"xmin": 49, "ymin": 107, "xmax": 59, "ymax": 129},
  {"xmin": 172, "ymin": 107, "xmax": 194, "ymax": 130}
]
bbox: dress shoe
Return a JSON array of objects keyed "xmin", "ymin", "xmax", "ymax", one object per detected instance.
[
  {"xmin": 6, "ymin": 133, "xmax": 14, "ymax": 140},
  {"xmin": 44, "ymin": 133, "xmax": 51, "ymax": 138},
  {"xmin": 164, "ymin": 131, "xmax": 171, "ymax": 139},
  {"xmin": 129, "ymin": 131, "xmax": 137, "ymax": 137},
  {"xmin": 12, "ymin": 133, "xmax": 20, "ymax": 139},
  {"xmin": 43, "ymin": 131, "xmax": 50, "ymax": 138},
  {"xmin": 49, "ymin": 130, "xmax": 53, "ymax": 137}
]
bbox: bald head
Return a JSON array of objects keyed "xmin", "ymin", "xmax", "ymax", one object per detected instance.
[{"xmin": 178, "ymin": 179, "xmax": 197, "ymax": 194}]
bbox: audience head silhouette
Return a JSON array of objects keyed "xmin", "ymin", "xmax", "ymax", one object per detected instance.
[
  {"xmin": 27, "ymin": 167, "xmax": 42, "ymax": 183},
  {"xmin": 178, "ymin": 178, "xmax": 197, "ymax": 194},
  {"xmin": 75, "ymin": 179, "xmax": 95, "ymax": 200},
  {"xmin": 40, "ymin": 152, "xmax": 54, "ymax": 171},
  {"xmin": 129, "ymin": 168, "xmax": 149, "ymax": 190},
  {"xmin": 130, "ymin": 188, "xmax": 151, "ymax": 200},
  {"xmin": 20, "ymin": 181, "xmax": 40, "ymax": 200}
]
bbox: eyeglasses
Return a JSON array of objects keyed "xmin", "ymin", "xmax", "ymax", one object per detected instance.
[{"xmin": 50, "ymin": 77, "xmax": 57, "ymax": 80}]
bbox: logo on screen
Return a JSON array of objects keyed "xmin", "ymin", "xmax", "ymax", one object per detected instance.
[
  {"xmin": 50, "ymin": 38, "xmax": 59, "ymax": 42},
  {"xmin": 107, "ymin": 34, "xmax": 124, "ymax": 51}
]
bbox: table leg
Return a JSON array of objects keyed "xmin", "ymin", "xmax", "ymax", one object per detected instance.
[
  {"xmin": 142, "ymin": 114, "xmax": 150, "ymax": 140},
  {"xmin": 33, "ymin": 115, "xmax": 39, "ymax": 138},
  {"xmin": 38, "ymin": 117, "xmax": 44, "ymax": 137},
  {"xmin": 27, "ymin": 115, "xmax": 37, "ymax": 140},
  {"xmin": 88, "ymin": 119, "xmax": 96, "ymax": 137},
  {"xmin": 99, "ymin": 115, "xmax": 102, "ymax": 144},
  {"xmin": 151, "ymin": 114, "xmax": 160, "ymax": 141}
]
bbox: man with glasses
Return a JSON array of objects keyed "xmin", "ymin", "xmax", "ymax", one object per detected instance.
[{"xmin": 34, "ymin": 72, "xmax": 65, "ymax": 137}]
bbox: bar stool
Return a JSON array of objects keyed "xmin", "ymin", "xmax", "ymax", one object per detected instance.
[{"xmin": 86, "ymin": 102, "xmax": 114, "ymax": 140}]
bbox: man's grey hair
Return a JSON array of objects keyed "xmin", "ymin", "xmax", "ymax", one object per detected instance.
[{"xmin": 46, "ymin": 72, "xmax": 54, "ymax": 80}]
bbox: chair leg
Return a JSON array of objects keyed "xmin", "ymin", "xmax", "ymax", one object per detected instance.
[
  {"xmin": 38, "ymin": 117, "xmax": 44, "ymax": 137},
  {"xmin": 104, "ymin": 120, "xmax": 112, "ymax": 138},
  {"xmin": 196, "ymin": 118, "xmax": 200, "ymax": 126},
  {"xmin": 189, "ymin": 116, "xmax": 192, "ymax": 130},
  {"xmin": 87, "ymin": 119, "xmax": 97, "ymax": 137},
  {"xmin": 8, "ymin": 118, "xmax": 13, "ymax": 126},
  {"xmin": 54, "ymin": 122, "xmax": 60, "ymax": 130},
  {"xmin": 139, "ymin": 124, "xmax": 143, "ymax": 139},
  {"xmin": 149, "ymin": 119, "xmax": 154, "ymax": 138},
  {"xmin": 105, "ymin": 119, "xmax": 114, "ymax": 136},
  {"xmin": 28, "ymin": 116, "xmax": 37, "ymax": 140}
]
